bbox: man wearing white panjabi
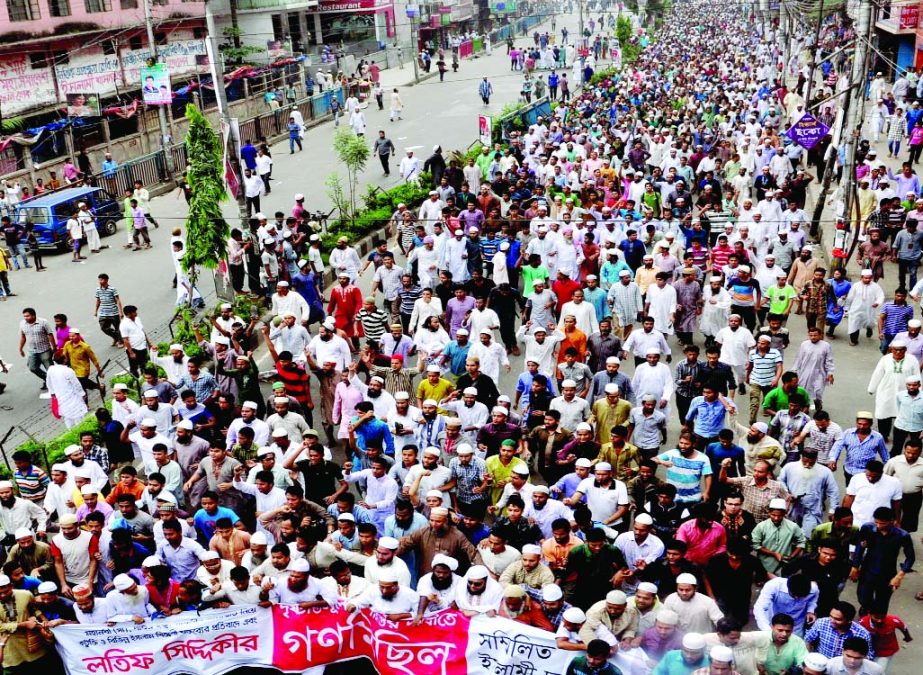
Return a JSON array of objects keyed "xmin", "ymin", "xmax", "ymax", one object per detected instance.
[
  {"xmin": 845, "ymin": 269, "xmax": 885, "ymax": 345},
  {"xmin": 46, "ymin": 353, "xmax": 89, "ymax": 428},
  {"xmin": 493, "ymin": 242, "xmax": 511, "ymax": 285},
  {"xmin": 700, "ymin": 276, "xmax": 732, "ymax": 342},
  {"xmin": 409, "ymin": 236, "xmax": 440, "ymax": 290},
  {"xmin": 445, "ymin": 229, "xmax": 470, "ymax": 283},
  {"xmin": 714, "ymin": 315, "xmax": 756, "ymax": 392},
  {"xmin": 868, "ymin": 341, "xmax": 921, "ymax": 439},
  {"xmin": 415, "ymin": 554, "xmax": 461, "ymax": 616},
  {"xmin": 559, "ymin": 289, "xmax": 599, "ymax": 336},
  {"xmin": 110, "ymin": 383, "xmax": 140, "ymax": 426},
  {"xmin": 645, "ymin": 273, "xmax": 678, "ymax": 336},
  {"xmin": 348, "ymin": 567, "xmax": 419, "ymax": 617},
  {"xmin": 454, "ymin": 564, "xmax": 504, "ymax": 616},
  {"xmin": 631, "ymin": 348, "xmax": 675, "ymax": 419},
  {"xmin": 790, "ymin": 328, "xmax": 836, "ymax": 410}
]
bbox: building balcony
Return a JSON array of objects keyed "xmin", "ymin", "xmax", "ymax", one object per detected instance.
[{"xmin": 876, "ymin": 1, "xmax": 921, "ymax": 34}]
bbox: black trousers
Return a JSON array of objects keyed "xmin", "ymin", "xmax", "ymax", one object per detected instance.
[
  {"xmin": 379, "ymin": 153, "xmax": 391, "ymax": 175},
  {"xmin": 903, "ymin": 490, "xmax": 922, "ymax": 532},
  {"xmin": 676, "ymin": 394, "xmax": 693, "ymax": 426},
  {"xmin": 229, "ymin": 263, "xmax": 245, "ymax": 292},
  {"xmin": 127, "ymin": 347, "xmax": 149, "ymax": 376},
  {"xmin": 730, "ymin": 304, "xmax": 757, "ymax": 331}
]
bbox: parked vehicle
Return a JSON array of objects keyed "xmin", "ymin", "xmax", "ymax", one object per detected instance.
[{"xmin": 13, "ymin": 186, "xmax": 121, "ymax": 250}]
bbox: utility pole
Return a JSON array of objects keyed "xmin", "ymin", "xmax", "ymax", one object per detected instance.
[
  {"xmin": 205, "ymin": 0, "xmax": 248, "ymax": 230},
  {"xmin": 143, "ymin": 0, "xmax": 173, "ymax": 173},
  {"xmin": 841, "ymin": 0, "xmax": 873, "ymax": 232},
  {"xmin": 578, "ymin": 0, "xmax": 584, "ymax": 48},
  {"xmin": 804, "ymin": 0, "xmax": 824, "ymax": 105}
]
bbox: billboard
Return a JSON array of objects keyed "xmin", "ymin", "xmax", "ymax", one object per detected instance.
[{"xmin": 141, "ymin": 63, "xmax": 172, "ymax": 105}]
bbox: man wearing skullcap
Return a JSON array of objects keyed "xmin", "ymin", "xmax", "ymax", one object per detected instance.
[
  {"xmin": 454, "ymin": 565, "xmax": 504, "ymax": 616},
  {"xmin": 580, "ymin": 589, "xmax": 639, "ymax": 649},
  {"xmin": 663, "ymin": 572, "xmax": 724, "ymax": 634},
  {"xmin": 395, "ymin": 506, "xmax": 482, "ymax": 577},
  {"xmin": 498, "ymin": 583, "xmax": 554, "ymax": 630},
  {"xmin": 499, "ymin": 543, "xmax": 555, "ymax": 590}
]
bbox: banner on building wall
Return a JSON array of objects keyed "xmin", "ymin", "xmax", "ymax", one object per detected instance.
[
  {"xmin": 141, "ymin": 64, "xmax": 172, "ymax": 105},
  {"xmin": 66, "ymin": 93, "xmax": 101, "ymax": 117},
  {"xmin": 53, "ymin": 604, "xmax": 653, "ymax": 675}
]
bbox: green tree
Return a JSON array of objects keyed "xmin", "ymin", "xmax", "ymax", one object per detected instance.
[
  {"xmin": 332, "ymin": 128, "xmax": 370, "ymax": 221},
  {"xmin": 182, "ymin": 103, "xmax": 230, "ymax": 293}
]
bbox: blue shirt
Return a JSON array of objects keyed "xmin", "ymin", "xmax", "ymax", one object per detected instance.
[
  {"xmin": 157, "ymin": 537, "xmax": 207, "ymax": 582},
  {"xmin": 240, "ymin": 144, "xmax": 258, "ymax": 170},
  {"xmin": 326, "ymin": 504, "xmax": 373, "ymax": 524},
  {"xmin": 193, "ymin": 506, "xmax": 240, "ymax": 543},
  {"xmin": 353, "ymin": 416, "xmax": 395, "ymax": 456},
  {"xmin": 754, "ymin": 576, "xmax": 819, "ymax": 635},
  {"xmin": 805, "ymin": 617, "xmax": 875, "ymax": 659},
  {"xmin": 829, "ymin": 428, "xmax": 889, "ymax": 475},
  {"xmin": 651, "ymin": 650, "xmax": 708, "ymax": 675},
  {"xmin": 516, "ymin": 371, "xmax": 558, "ymax": 410},
  {"xmin": 657, "ymin": 449, "xmax": 713, "ymax": 503},
  {"xmin": 442, "ymin": 340, "xmax": 472, "ymax": 376},
  {"xmin": 685, "ymin": 396, "xmax": 734, "ymax": 437}
]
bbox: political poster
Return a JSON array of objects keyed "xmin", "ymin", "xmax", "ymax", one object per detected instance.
[
  {"xmin": 479, "ymin": 115, "xmax": 492, "ymax": 146},
  {"xmin": 66, "ymin": 93, "xmax": 101, "ymax": 117},
  {"xmin": 141, "ymin": 63, "xmax": 172, "ymax": 105}
]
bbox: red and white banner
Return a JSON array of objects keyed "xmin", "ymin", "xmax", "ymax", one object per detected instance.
[{"xmin": 54, "ymin": 604, "xmax": 652, "ymax": 675}]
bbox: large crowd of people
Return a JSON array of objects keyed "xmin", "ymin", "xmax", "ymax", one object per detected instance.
[{"xmin": 4, "ymin": 2, "xmax": 923, "ymax": 675}]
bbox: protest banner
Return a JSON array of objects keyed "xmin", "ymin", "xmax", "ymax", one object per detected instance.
[
  {"xmin": 785, "ymin": 112, "xmax": 830, "ymax": 150},
  {"xmin": 54, "ymin": 604, "xmax": 652, "ymax": 675}
]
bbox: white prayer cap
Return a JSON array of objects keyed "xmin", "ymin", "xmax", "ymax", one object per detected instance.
[
  {"xmin": 51, "ymin": 463, "xmax": 67, "ymax": 473},
  {"xmin": 595, "ymin": 462, "xmax": 612, "ymax": 471},
  {"xmin": 456, "ymin": 328, "xmax": 469, "ymax": 336},
  {"xmin": 463, "ymin": 387, "xmax": 478, "ymax": 396},
  {"xmin": 645, "ymin": 347, "xmax": 661, "ymax": 356},
  {"xmin": 423, "ymin": 447, "xmax": 442, "ymax": 458},
  {"xmin": 768, "ymin": 498, "xmax": 788, "ymax": 511},
  {"xmin": 657, "ymin": 608, "xmax": 680, "ymax": 625},
  {"xmin": 378, "ymin": 567, "xmax": 400, "ymax": 583},
  {"xmin": 271, "ymin": 428, "xmax": 289, "ymax": 439},
  {"xmin": 892, "ymin": 339, "xmax": 908, "ymax": 349},
  {"xmin": 432, "ymin": 554, "xmax": 458, "ymax": 571},
  {"xmin": 479, "ymin": 328, "xmax": 493, "ymax": 337},
  {"xmin": 80, "ymin": 485, "xmax": 97, "ymax": 496},
  {"xmin": 378, "ymin": 536, "xmax": 400, "ymax": 550},
  {"xmin": 465, "ymin": 565, "xmax": 490, "ymax": 580},
  {"xmin": 426, "ymin": 364, "xmax": 441, "ymax": 373},
  {"xmin": 430, "ymin": 507, "xmax": 450, "ymax": 518},
  {"xmin": 215, "ymin": 336, "xmax": 231, "ymax": 346},
  {"xmin": 908, "ymin": 375, "xmax": 922, "ymax": 384},
  {"xmin": 338, "ymin": 513, "xmax": 355, "ymax": 522},
  {"xmin": 562, "ymin": 607, "xmax": 586, "ymax": 623},
  {"xmin": 533, "ymin": 485, "xmax": 549, "ymax": 494},
  {"xmin": 803, "ymin": 654, "xmax": 829, "ymax": 671},
  {"xmin": 604, "ymin": 383, "xmax": 619, "ymax": 394},
  {"xmin": 37, "ymin": 581, "xmax": 58, "ymax": 594},
  {"xmin": 491, "ymin": 406, "xmax": 508, "ymax": 416},
  {"xmin": 201, "ymin": 551, "xmax": 220, "ymax": 561},
  {"xmin": 142, "ymin": 556, "xmax": 163, "ymax": 568},
  {"xmin": 637, "ymin": 582, "xmax": 659, "ymax": 595},
  {"xmin": 394, "ymin": 391, "xmax": 410, "ymax": 400},
  {"xmin": 910, "ymin": 320, "xmax": 922, "ymax": 328},
  {"xmin": 14, "ymin": 528, "xmax": 33, "ymax": 540},
  {"xmin": 606, "ymin": 590, "xmax": 628, "ymax": 604},
  {"xmin": 456, "ymin": 444, "xmax": 474, "ymax": 455},
  {"xmin": 423, "ymin": 398, "xmax": 438, "ymax": 407},
  {"xmin": 522, "ymin": 544, "xmax": 542, "ymax": 556},
  {"xmin": 861, "ymin": 269, "xmax": 874, "ymax": 277},
  {"xmin": 683, "ymin": 633, "xmax": 706, "ymax": 650},
  {"xmin": 169, "ymin": 343, "xmax": 184, "ymax": 352},
  {"xmin": 576, "ymin": 422, "xmax": 593, "ymax": 432},
  {"xmin": 0, "ymin": 575, "xmax": 10, "ymax": 586},
  {"xmin": 710, "ymin": 646, "xmax": 735, "ymax": 663},
  {"xmin": 676, "ymin": 573, "xmax": 698, "ymax": 585},
  {"xmin": 498, "ymin": 395, "xmax": 511, "ymax": 404},
  {"xmin": 142, "ymin": 389, "xmax": 159, "ymax": 399},
  {"xmin": 113, "ymin": 574, "xmax": 134, "ymax": 591},
  {"xmin": 426, "ymin": 489, "xmax": 443, "ymax": 499},
  {"xmin": 220, "ymin": 303, "xmax": 233, "ymax": 310},
  {"xmin": 635, "ymin": 513, "xmax": 654, "ymax": 526},
  {"xmin": 738, "ymin": 265, "xmax": 751, "ymax": 273},
  {"xmin": 752, "ymin": 422, "xmax": 769, "ymax": 433},
  {"xmin": 113, "ymin": 383, "xmax": 129, "ymax": 391},
  {"xmin": 542, "ymin": 584, "xmax": 563, "ymax": 601},
  {"xmin": 251, "ymin": 532, "xmax": 268, "ymax": 545},
  {"xmin": 274, "ymin": 396, "xmax": 290, "ymax": 405},
  {"xmin": 606, "ymin": 356, "xmax": 620, "ymax": 365},
  {"xmin": 561, "ymin": 379, "xmax": 577, "ymax": 388},
  {"xmin": 575, "ymin": 458, "xmax": 593, "ymax": 468},
  {"xmin": 175, "ymin": 419, "xmax": 194, "ymax": 431},
  {"xmin": 512, "ymin": 465, "xmax": 530, "ymax": 476},
  {"xmin": 370, "ymin": 376, "xmax": 385, "ymax": 384},
  {"xmin": 290, "ymin": 558, "xmax": 311, "ymax": 573},
  {"xmin": 140, "ymin": 418, "xmax": 157, "ymax": 428}
]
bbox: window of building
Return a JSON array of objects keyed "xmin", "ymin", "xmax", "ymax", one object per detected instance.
[
  {"xmin": 119, "ymin": 0, "xmax": 137, "ymax": 7},
  {"xmin": 6, "ymin": 0, "xmax": 40, "ymax": 21},
  {"xmin": 47, "ymin": 0, "xmax": 70, "ymax": 16},
  {"xmin": 29, "ymin": 53, "xmax": 48, "ymax": 69},
  {"xmin": 149, "ymin": 0, "xmax": 167, "ymax": 5},
  {"xmin": 83, "ymin": 0, "xmax": 110, "ymax": 11},
  {"xmin": 192, "ymin": 27, "xmax": 205, "ymax": 39},
  {"xmin": 53, "ymin": 50, "xmax": 68, "ymax": 65},
  {"xmin": 102, "ymin": 39, "xmax": 116, "ymax": 55},
  {"xmin": 129, "ymin": 35, "xmax": 143, "ymax": 50},
  {"xmin": 155, "ymin": 31, "xmax": 167, "ymax": 45}
]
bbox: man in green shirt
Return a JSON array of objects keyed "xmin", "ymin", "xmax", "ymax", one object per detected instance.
[
  {"xmin": 762, "ymin": 613, "xmax": 809, "ymax": 675},
  {"xmin": 765, "ymin": 271, "xmax": 797, "ymax": 318},
  {"xmin": 566, "ymin": 639, "xmax": 623, "ymax": 675},
  {"xmin": 762, "ymin": 372, "xmax": 810, "ymax": 418},
  {"xmin": 752, "ymin": 499, "xmax": 806, "ymax": 574}
]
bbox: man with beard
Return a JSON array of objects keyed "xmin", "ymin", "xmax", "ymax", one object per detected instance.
[
  {"xmin": 251, "ymin": 542, "xmax": 293, "ymax": 584},
  {"xmin": 499, "ymin": 584, "xmax": 554, "ymax": 629},
  {"xmin": 442, "ymin": 387, "xmax": 490, "ymax": 446},
  {"xmin": 587, "ymin": 318, "xmax": 623, "ymax": 373},
  {"xmin": 414, "ymin": 554, "xmax": 461, "ymax": 618},
  {"xmin": 226, "ymin": 401, "xmax": 270, "ymax": 450},
  {"xmin": 347, "ymin": 568, "xmax": 419, "ymax": 620},
  {"xmin": 528, "ymin": 411, "xmax": 574, "ymax": 484},
  {"xmin": 50, "ymin": 514, "xmax": 96, "ymax": 597},
  {"xmin": 404, "ymin": 447, "xmax": 451, "ymax": 508},
  {"xmin": 0, "ymin": 482, "xmax": 46, "ymax": 546},
  {"xmin": 62, "ymin": 443, "xmax": 108, "ymax": 493},
  {"xmin": 588, "ymin": 357, "xmax": 634, "ymax": 404},
  {"xmin": 261, "ymin": 558, "xmax": 337, "ymax": 608},
  {"xmin": 396, "ymin": 506, "xmax": 482, "ymax": 577},
  {"xmin": 455, "ymin": 357, "xmax": 501, "ymax": 410},
  {"xmin": 172, "ymin": 419, "xmax": 209, "ymax": 507},
  {"xmin": 563, "ymin": 528, "xmax": 630, "ymax": 610},
  {"xmin": 454, "ymin": 564, "xmax": 503, "ymax": 617}
]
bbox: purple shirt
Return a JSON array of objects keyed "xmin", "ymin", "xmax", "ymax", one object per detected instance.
[{"xmin": 445, "ymin": 296, "xmax": 476, "ymax": 338}]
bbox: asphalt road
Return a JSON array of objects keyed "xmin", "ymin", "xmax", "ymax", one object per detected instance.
[{"xmin": 0, "ymin": 9, "xmax": 921, "ymax": 671}]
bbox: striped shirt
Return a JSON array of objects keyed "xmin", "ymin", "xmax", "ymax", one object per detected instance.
[
  {"xmin": 879, "ymin": 302, "xmax": 914, "ymax": 336},
  {"xmin": 357, "ymin": 308, "xmax": 389, "ymax": 344},
  {"xmin": 657, "ymin": 448, "xmax": 712, "ymax": 503},
  {"xmin": 13, "ymin": 465, "xmax": 50, "ymax": 502},
  {"xmin": 398, "ymin": 285, "xmax": 423, "ymax": 316},
  {"xmin": 95, "ymin": 286, "xmax": 120, "ymax": 318},
  {"xmin": 748, "ymin": 348, "xmax": 783, "ymax": 387},
  {"xmin": 607, "ymin": 282, "xmax": 643, "ymax": 325}
]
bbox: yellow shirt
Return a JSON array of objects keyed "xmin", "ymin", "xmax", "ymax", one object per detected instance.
[
  {"xmin": 416, "ymin": 377, "xmax": 455, "ymax": 412},
  {"xmin": 590, "ymin": 398, "xmax": 632, "ymax": 445},
  {"xmin": 62, "ymin": 340, "xmax": 100, "ymax": 378},
  {"xmin": 596, "ymin": 441, "xmax": 642, "ymax": 481}
]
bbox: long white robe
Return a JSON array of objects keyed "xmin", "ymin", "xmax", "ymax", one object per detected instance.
[
  {"xmin": 844, "ymin": 280, "xmax": 885, "ymax": 334},
  {"xmin": 868, "ymin": 355, "xmax": 921, "ymax": 420},
  {"xmin": 445, "ymin": 237, "xmax": 469, "ymax": 282},
  {"xmin": 558, "ymin": 300, "xmax": 599, "ymax": 336},
  {"xmin": 700, "ymin": 286, "xmax": 732, "ymax": 337},
  {"xmin": 631, "ymin": 362, "xmax": 674, "ymax": 418},
  {"xmin": 790, "ymin": 339, "xmax": 835, "ymax": 401},
  {"xmin": 410, "ymin": 245, "xmax": 440, "ymax": 290},
  {"xmin": 645, "ymin": 284, "xmax": 678, "ymax": 335},
  {"xmin": 492, "ymin": 251, "xmax": 509, "ymax": 285},
  {"xmin": 47, "ymin": 363, "xmax": 88, "ymax": 427}
]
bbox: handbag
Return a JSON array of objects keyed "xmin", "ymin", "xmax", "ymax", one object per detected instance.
[{"xmin": 50, "ymin": 394, "xmax": 60, "ymax": 419}]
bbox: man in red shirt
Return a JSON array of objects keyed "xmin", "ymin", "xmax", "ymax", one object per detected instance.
[{"xmin": 859, "ymin": 610, "xmax": 913, "ymax": 671}]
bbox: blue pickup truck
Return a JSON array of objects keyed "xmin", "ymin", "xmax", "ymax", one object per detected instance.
[{"xmin": 13, "ymin": 186, "xmax": 121, "ymax": 250}]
